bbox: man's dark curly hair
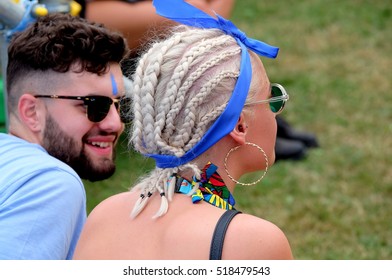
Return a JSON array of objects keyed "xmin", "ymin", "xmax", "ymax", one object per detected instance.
[{"xmin": 6, "ymin": 13, "xmax": 129, "ymax": 94}]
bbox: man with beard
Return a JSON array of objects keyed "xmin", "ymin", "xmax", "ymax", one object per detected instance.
[{"xmin": 0, "ymin": 13, "xmax": 130, "ymax": 259}]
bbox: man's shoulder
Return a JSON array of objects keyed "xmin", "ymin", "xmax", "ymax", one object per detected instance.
[
  {"xmin": 0, "ymin": 133, "xmax": 83, "ymax": 190},
  {"xmin": 1, "ymin": 133, "xmax": 48, "ymax": 160},
  {"xmin": 1, "ymin": 133, "xmax": 77, "ymax": 173}
]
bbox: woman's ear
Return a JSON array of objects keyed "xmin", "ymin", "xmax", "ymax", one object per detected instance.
[
  {"xmin": 229, "ymin": 113, "xmax": 248, "ymax": 145},
  {"xmin": 18, "ymin": 94, "xmax": 44, "ymax": 133}
]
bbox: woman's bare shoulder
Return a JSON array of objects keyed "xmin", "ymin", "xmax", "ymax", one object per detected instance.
[
  {"xmin": 222, "ymin": 213, "xmax": 293, "ymax": 260},
  {"xmin": 73, "ymin": 191, "xmax": 135, "ymax": 259},
  {"xmin": 89, "ymin": 191, "xmax": 134, "ymax": 217}
]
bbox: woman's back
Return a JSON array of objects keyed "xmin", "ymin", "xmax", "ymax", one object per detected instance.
[{"xmin": 73, "ymin": 191, "xmax": 292, "ymax": 260}]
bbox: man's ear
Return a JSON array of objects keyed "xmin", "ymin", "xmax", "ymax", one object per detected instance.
[
  {"xmin": 229, "ymin": 113, "xmax": 248, "ymax": 145},
  {"xmin": 18, "ymin": 94, "xmax": 44, "ymax": 133}
]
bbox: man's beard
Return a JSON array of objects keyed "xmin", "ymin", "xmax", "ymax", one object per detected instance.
[{"xmin": 42, "ymin": 115, "xmax": 116, "ymax": 182}]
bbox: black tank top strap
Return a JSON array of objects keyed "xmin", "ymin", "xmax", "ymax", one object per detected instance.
[{"xmin": 209, "ymin": 209, "xmax": 241, "ymax": 260}]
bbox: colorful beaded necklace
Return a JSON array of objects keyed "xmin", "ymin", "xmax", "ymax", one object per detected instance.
[{"xmin": 168, "ymin": 162, "xmax": 236, "ymax": 210}]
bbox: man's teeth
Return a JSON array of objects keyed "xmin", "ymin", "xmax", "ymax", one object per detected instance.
[{"xmin": 91, "ymin": 142, "xmax": 110, "ymax": 148}]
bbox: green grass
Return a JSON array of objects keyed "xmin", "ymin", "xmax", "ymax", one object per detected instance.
[{"xmin": 84, "ymin": 0, "xmax": 392, "ymax": 259}]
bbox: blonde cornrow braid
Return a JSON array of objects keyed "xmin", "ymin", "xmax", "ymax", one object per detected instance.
[
  {"xmin": 129, "ymin": 26, "xmax": 245, "ymax": 218},
  {"xmin": 131, "ymin": 44, "xmax": 155, "ymax": 154},
  {"xmin": 171, "ymin": 70, "xmax": 239, "ymax": 150},
  {"xmin": 132, "ymin": 34, "xmax": 182, "ymax": 153},
  {"xmin": 130, "ymin": 167, "xmax": 178, "ymax": 219},
  {"xmin": 184, "ymin": 103, "xmax": 227, "ymax": 151},
  {"xmin": 162, "ymin": 41, "xmax": 241, "ymax": 143},
  {"xmin": 140, "ymin": 42, "xmax": 175, "ymax": 152},
  {"xmin": 154, "ymin": 36, "xmax": 232, "ymax": 156},
  {"xmin": 163, "ymin": 49, "xmax": 241, "ymax": 153}
]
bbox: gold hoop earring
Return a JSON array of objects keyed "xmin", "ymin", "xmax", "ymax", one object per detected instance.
[{"xmin": 224, "ymin": 142, "xmax": 269, "ymax": 186}]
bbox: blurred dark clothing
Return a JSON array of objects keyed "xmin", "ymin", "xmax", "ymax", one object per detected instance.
[{"xmin": 275, "ymin": 116, "xmax": 319, "ymax": 161}]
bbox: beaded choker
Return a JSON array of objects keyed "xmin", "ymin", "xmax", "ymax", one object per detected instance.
[{"xmin": 169, "ymin": 162, "xmax": 236, "ymax": 210}]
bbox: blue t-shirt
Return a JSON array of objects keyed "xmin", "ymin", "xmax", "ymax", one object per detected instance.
[{"xmin": 0, "ymin": 133, "xmax": 86, "ymax": 259}]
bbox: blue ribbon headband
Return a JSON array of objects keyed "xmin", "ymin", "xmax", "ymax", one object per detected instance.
[{"xmin": 147, "ymin": 0, "xmax": 279, "ymax": 168}]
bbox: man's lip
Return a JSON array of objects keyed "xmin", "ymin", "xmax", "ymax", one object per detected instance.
[
  {"xmin": 85, "ymin": 136, "xmax": 117, "ymax": 156},
  {"xmin": 86, "ymin": 135, "xmax": 117, "ymax": 143}
]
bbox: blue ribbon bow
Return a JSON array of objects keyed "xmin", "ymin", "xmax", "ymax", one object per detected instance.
[
  {"xmin": 147, "ymin": 0, "xmax": 279, "ymax": 168},
  {"xmin": 153, "ymin": 0, "xmax": 279, "ymax": 58}
]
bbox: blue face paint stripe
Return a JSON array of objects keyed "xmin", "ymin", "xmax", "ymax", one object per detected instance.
[{"xmin": 111, "ymin": 73, "xmax": 118, "ymax": 96}]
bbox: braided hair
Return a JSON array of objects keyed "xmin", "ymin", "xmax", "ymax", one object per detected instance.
[{"xmin": 128, "ymin": 26, "xmax": 258, "ymax": 218}]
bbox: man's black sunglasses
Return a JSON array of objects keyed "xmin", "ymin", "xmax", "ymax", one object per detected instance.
[{"xmin": 34, "ymin": 95, "xmax": 132, "ymax": 123}]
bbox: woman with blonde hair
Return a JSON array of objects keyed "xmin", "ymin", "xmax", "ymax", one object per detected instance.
[{"xmin": 74, "ymin": 0, "xmax": 293, "ymax": 260}]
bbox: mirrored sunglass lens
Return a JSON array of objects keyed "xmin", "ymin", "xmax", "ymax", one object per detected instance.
[
  {"xmin": 269, "ymin": 85, "xmax": 284, "ymax": 113},
  {"xmin": 87, "ymin": 96, "xmax": 112, "ymax": 122}
]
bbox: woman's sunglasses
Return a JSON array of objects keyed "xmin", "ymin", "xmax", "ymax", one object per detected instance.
[
  {"xmin": 245, "ymin": 83, "xmax": 289, "ymax": 114},
  {"xmin": 34, "ymin": 94, "xmax": 132, "ymax": 123}
]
